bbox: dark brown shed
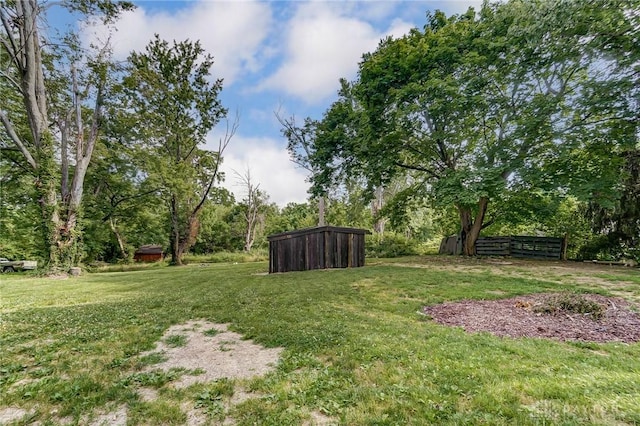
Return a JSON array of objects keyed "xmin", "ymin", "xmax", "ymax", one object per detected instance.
[
  {"xmin": 134, "ymin": 245, "xmax": 164, "ymax": 262},
  {"xmin": 267, "ymin": 226, "xmax": 368, "ymax": 273}
]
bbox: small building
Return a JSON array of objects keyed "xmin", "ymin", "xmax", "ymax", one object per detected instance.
[
  {"xmin": 267, "ymin": 226, "xmax": 368, "ymax": 273},
  {"xmin": 134, "ymin": 245, "xmax": 164, "ymax": 262}
]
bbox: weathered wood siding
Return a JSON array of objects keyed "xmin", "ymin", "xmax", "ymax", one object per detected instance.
[
  {"xmin": 134, "ymin": 253, "xmax": 163, "ymax": 262},
  {"xmin": 439, "ymin": 235, "xmax": 462, "ymax": 255},
  {"xmin": 268, "ymin": 226, "xmax": 367, "ymax": 273},
  {"xmin": 475, "ymin": 237, "xmax": 511, "ymax": 256},
  {"xmin": 134, "ymin": 245, "xmax": 164, "ymax": 262},
  {"xmin": 475, "ymin": 236, "xmax": 563, "ymax": 260}
]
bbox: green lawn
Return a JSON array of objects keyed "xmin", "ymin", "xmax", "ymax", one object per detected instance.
[{"xmin": 1, "ymin": 258, "xmax": 639, "ymax": 425}]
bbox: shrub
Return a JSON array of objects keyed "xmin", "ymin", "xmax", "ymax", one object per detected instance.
[
  {"xmin": 365, "ymin": 233, "xmax": 419, "ymax": 258},
  {"xmin": 534, "ymin": 293, "xmax": 605, "ymax": 320}
]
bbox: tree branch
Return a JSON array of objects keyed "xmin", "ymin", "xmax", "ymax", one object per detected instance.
[
  {"xmin": 0, "ymin": 8, "xmax": 20, "ymax": 68},
  {"xmin": 100, "ymin": 188, "xmax": 160, "ymax": 222},
  {"xmin": 0, "ymin": 110, "xmax": 37, "ymax": 169},
  {"xmin": 393, "ymin": 161, "xmax": 441, "ymax": 179},
  {"xmin": 0, "ymin": 69, "xmax": 23, "ymax": 94},
  {"xmin": 192, "ymin": 111, "xmax": 239, "ymax": 216}
]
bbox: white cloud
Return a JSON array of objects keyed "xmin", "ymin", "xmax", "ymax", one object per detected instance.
[
  {"xmin": 209, "ymin": 134, "xmax": 310, "ymax": 207},
  {"xmin": 439, "ymin": 0, "xmax": 484, "ymax": 16},
  {"xmin": 81, "ymin": 1, "xmax": 273, "ymax": 84},
  {"xmin": 257, "ymin": 2, "xmax": 414, "ymax": 104}
]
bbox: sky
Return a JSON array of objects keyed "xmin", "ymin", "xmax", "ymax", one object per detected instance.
[{"xmin": 69, "ymin": 0, "xmax": 481, "ymax": 206}]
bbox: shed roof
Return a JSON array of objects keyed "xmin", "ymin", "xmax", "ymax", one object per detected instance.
[
  {"xmin": 134, "ymin": 245, "xmax": 164, "ymax": 255},
  {"xmin": 267, "ymin": 226, "xmax": 369, "ymax": 242}
]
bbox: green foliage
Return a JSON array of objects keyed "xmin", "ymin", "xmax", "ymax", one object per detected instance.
[
  {"xmin": 306, "ymin": 0, "xmax": 638, "ymax": 257},
  {"xmin": 203, "ymin": 328, "xmax": 220, "ymax": 337},
  {"xmin": 365, "ymin": 233, "xmax": 420, "ymax": 258},
  {"xmin": 265, "ymin": 202, "xmax": 317, "ymax": 235},
  {"xmin": 578, "ymin": 150, "xmax": 640, "ymax": 262},
  {"xmin": 533, "ymin": 293, "xmax": 605, "ymax": 320},
  {"xmin": 119, "ymin": 35, "xmax": 228, "ymax": 265},
  {"xmin": 0, "ymin": 169, "xmax": 41, "ymax": 260},
  {"xmin": 121, "ymin": 369, "xmax": 184, "ymax": 388},
  {"xmin": 138, "ymin": 352, "xmax": 168, "ymax": 366},
  {"xmin": 191, "ymin": 194, "xmax": 245, "ymax": 254},
  {"xmin": 164, "ymin": 334, "xmax": 187, "ymax": 348},
  {"xmin": 81, "ymin": 131, "xmax": 167, "ymax": 263},
  {"xmin": 194, "ymin": 379, "xmax": 234, "ymax": 419}
]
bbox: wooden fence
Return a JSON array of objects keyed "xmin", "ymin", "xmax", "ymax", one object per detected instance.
[
  {"xmin": 475, "ymin": 236, "xmax": 564, "ymax": 260},
  {"xmin": 268, "ymin": 226, "xmax": 368, "ymax": 273}
]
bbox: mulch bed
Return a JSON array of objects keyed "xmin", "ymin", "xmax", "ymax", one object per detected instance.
[{"xmin": 422, "ymin": 293, "xmax": 640, "ymax": 343}]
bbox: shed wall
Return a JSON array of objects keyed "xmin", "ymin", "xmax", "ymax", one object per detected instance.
[
  {"xmin": 134, "ymin": 253, "xmax": 163, "ymax": 262},
  {"xmin": 268, "ymin": 226, "xmax": 366, "ymax": 273}
]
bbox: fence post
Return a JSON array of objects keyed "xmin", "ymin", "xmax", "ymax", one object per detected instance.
[{"xmin": 561, "ymin": 233, "xmax": 568, "ymax": 261}]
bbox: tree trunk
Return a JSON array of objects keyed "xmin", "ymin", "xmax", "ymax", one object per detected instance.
[
  {"xmin": 318, "ymin": 196, "xmax": 326, "ymax": 226},
  {"xmin": 244, "ymin": 229, "xmax": 254, "ymax": 252},
  {"xmin": 109, "ymin": 218, "xmax": 127, "ymax": 259},
  {"xmin": 371, "ymin": 186, "xmax": 385, "ymax": 235},
  {"xmin": 169, "ymin": 195, "xmax": 182, "ymax": 265},
  {"xmin": 34, "ymin": 143, "xmax": 83, "ymax": 271},
  {"xmin": 39, "ymin": 188, "xmax": 83, "ymax": 270},
  {"xmin": 170, "ymin": 196, "xmax": 202, "ymax": 265},
  {"xmin": 244, "ymin": 202, "xmax": 256, "ymax": 252},
  {"xmin": 178, "ymin": 215, "xmax": 200, "ymax": 260},
  {"xmin": 2, "ymin": 0, "xmax": 112, "ymax": 272},
  {"xmin": 458, "ymin": 197, "xmax": 489, "ymax": 256}
]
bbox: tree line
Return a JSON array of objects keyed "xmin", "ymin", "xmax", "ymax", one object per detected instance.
[{"xmin": 1, "ymin": 0, "xmax": 638, "ymax": 271}]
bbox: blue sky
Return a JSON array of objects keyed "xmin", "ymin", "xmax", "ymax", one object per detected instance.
[{"xmin": 68, "ymin": 0, "xmax": 481, "ymax": 205}]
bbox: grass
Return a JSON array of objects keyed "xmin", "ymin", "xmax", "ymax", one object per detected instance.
[
  {"xmin": 164, "ymin": 334, "xmax": 188, "ymax": 348},
  {"xmin": 1, "ymin": 257, "xmax": 639, "ymax": 425},
  {"xmin": 182, "ymin": 250, "xmax": 269, "ymax": 265},
  {"xmin": 533, "ymin": 293, "xmax": 605, "ymax": 319}
]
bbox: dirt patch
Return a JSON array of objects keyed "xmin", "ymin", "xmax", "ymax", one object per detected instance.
[
  {"xmin": 0, "ymin": 407, "xmax": 32, "ymax": 424},
  {"xmin": 305, "ymin": 411, "xmax": 338, "ymax": 425},
  {"xmin": 423, "ymin": 293, "xmax": 640, "ymax": 343},
  {"xmin": 88, "ymin": 405, "xmax": 127, "ymax": 426},
  {"xmin": 129, "ymin": 320, "xmax": 288, "ymax": 425},
  {"xmin": 140, "ymin": 320, "xmax": 283, "ymax": 388},
  {"xmin": 22, "ymin": 320, "xmax": 287, "ymax": 425}
]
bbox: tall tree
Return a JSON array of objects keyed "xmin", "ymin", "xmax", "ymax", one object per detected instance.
[
  {"xmin": 311, "ymin": 1, "xmax": 635, "ymax": 255},
  {"xmin": 235, "ymin": 169, "xmax": 268, "ymax": 252},
  {"xmin": 276, "ymin": 112, "xmax": 327, "ymax": 226},
  {"xmin": 120, "ymin": 35, "xmax": 233, "ymax": 265},
  {"xmin": 0, "ymin": 0, "xmax": 133, "ymax": 269}
]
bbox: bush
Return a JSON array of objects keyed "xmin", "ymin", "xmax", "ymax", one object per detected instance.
[
  {"xmin": 534, "ymin": 293, "xmax": 605, "ymax": 320},
  {"xmin": 366, "ymin": 233, "xmax": 419, "ymax": 258},
  {"xmin": 576, "ymin": 233, "xmax": 640, "ymax": 263}
]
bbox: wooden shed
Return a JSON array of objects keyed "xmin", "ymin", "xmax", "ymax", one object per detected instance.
[
  {"xmin": 268, "ymin": 226, "xmax": 368, "ymax": 273},
  {"xmin": 134, "ymin": 245, "xmax": 164, "ymax": 262}
]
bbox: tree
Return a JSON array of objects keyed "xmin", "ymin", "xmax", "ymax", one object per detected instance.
[
  {"xmin": 119, "ymin": 35, "xmax": 233, "ymax": 265},
  {"xmin": 311, "ymin": 1, "xmax": 636, "ymax": 255},
  {"xmin": 0, "ymin": 0, "xmax": 133, "ymax": 269},
  {"xmin": 580, "ymin": 150, "xmax": 640, "ymax": 261},
  {"xmin": 276, "ymin": 111, "xmax": 327, "ymax": 226},
  {"xmin": 191, "ymin": 188, "xmax": 242, "ymax": 253},
  {"xmin": 265, "ymin": 202, "xmax": 316, "ymax": 235},
  {"xmin": 81, "ymin": 135, "xmax": 164, "ymax": 262},
  {"xmin": 235, "ymin": 169, "xmax": 268, "ymax": 252}
]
